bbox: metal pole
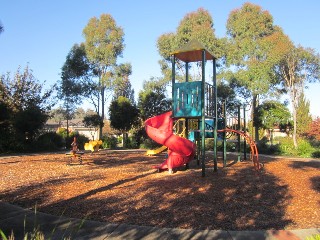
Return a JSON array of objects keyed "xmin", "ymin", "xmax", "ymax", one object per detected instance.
[
  {"xmin": 223, "ymin": 100, "xmax": 227, "ymax": 167},
  {"xmin": 185, "ymin": 62, "xmax": 189, "ymax": 169},
  {"xmin": 213, "ymin": 58, "xmax": 218, "ymax": 172},
  {"xmin": 201, "ymin": 50, "xmax": 206, "ymax": 177},
  {"xmin": 237, "ymin": 105, "xmax": 241, "ymax": 162},
  {"xmin": 243, "ymin": 105, "xmax": 247, "ymax": 160}
]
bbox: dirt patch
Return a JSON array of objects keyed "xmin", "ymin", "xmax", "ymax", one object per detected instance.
[{"xmin": 0, "ymin": 150, "xmax": 319, "ymax": 230}]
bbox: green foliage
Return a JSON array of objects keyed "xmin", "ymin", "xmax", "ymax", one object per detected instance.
[
  {"xmin": 140, "ymin": 138, "xmax": 161, "ymax": 150},
  {"xmin": 296, "ymin": 139, "xmax": 314, "ymax": 157},
  {"xmin": 260, "ymin": 137, "xmax": 317, "ymax": 157},
  {"xmin": 0, "ymin": 65, "xmax": 54, "ymax": 153},
  {"xmin": 113, "ymin": 63, "xmax": 135, "ymax": 103},
  {"xmin": 311, "ymin": 151, "xmax": 320, "ymax": 158},
  {"xmin": 255, "ymin": 100, "xmax": 291, "ymax": 130},
  {"xmin": 306, "ymin": 234, "xmax": 320, "ymax": 240},
  {"xmin": 83, "ymin": 14, "xmax": 124, "ymax": 67},
  {"xmin": 101, "ymin": 136, "xmax": 117, "ymax": 149},
  {"xmin": 256, "ymin": 137, "xmax": 281, "ymax": 155},
  {"xmin": 83, "ymin": 114, "xmax": 103, "ymax": 128},
  {"xmin": 109, "ymin": 96, "xmax": 139, "ymax": 132},
  {"xmin": 13, "ymin": 105, "xmax": 49, "ymax": 142},
  {"xmin": 36, "ymin": 132, "xmax": 65, "ymax": 151},
  {"xmin": 157, "ymin": 8, "xmax": 221, "ymax": 84},
  {"xmin": 138, "ymin": 80, "xmax": 171, "ymax": 121},
  {"xmin": 296, "ymin": 92, "xmax": 312, "ymax": 136}
]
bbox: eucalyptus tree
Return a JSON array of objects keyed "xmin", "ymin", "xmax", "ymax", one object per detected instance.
[
  {"xmin": 275, "ymin": 45, "xmax": 320, "ymax": 147},
  {"xmin": 60, "ymin": 43, "xmax": 100, "ymax": 111},
  {"xmin": 112, "ymin": 63, "xmax": 135, "ymax": 104},
  {"xmin": 224, "ymin": 2, "xmax": 288, "ymax": 141},
  {"xmin": 59, "ymin": 43, "xmax": 95, "ymax": 138},
  {"xmin": 157, "ymin": 8, "xmax": 223, "ymax": 84},
  {"xmin": 83, "ymin": 13, "xmax": 125, "ymax": 139}
]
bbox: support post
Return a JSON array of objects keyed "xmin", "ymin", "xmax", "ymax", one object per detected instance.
[
  {"xmin": 213, "ymin": 59, "xmax": 218, "ymax": 172},
  {"xmin": 171, "ymin": 55, "xmax": 176, "ymax": 106},
  {"xmin": 201, "ymin": 50, "xmax": 206, "ymax": 177},
  {"xmin": 237, "ymin": 105, "xmax": 241, "ymax": 162},
  {"xmin": 223, "ymin": 100, "xmax": 227, "ymax": 167},
  {"xmin": 185, "ymin": 62, "xmax": 189, "ymax": 170},
  {"xmin": 243, "ymin": 105, "xmax": 247, "ymax": 160}
]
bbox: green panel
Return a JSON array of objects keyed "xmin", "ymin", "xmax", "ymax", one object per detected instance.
[{"xmin": 173, "ymin": 81, "xmax": 202, "ymax": 117}]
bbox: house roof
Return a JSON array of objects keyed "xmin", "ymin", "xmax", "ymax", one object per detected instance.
[{"xmin": 171, "ymin": 39, "xmax": 216, "ymax": 62}]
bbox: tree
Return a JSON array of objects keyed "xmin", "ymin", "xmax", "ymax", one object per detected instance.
[
  {"xmin": 0, "ymin": 100, "xmax": 12, "ymax": 151},
  {"xmin": 59, "ymin": 43, "xmax": 98, "ymax": 108},
  {"xmin": 0, "ymin": 65, "xmax": 54, "ymax": 149},
  {"xmin": 255, "ymin": 100, "xmax": 291, "ymax": 142},
  {"xmin": 109, "ymin": 96, "xmax": 139, "ymax": 148},
  {"xmin": 112, "ymin": 63, "xmax": 135, "ymax": 103},
  {"xmin": 83, "ymin": 113, "xmax": 103, "ymax": 140},
  {"xmin": 305, "ymin": 117, "xmax": 320, "ymax": 141},
  {"xmin": 157, "ymin": 8, "xmax": 222, "ymax": 85},
  {"xmin": 275, "ymin": 45, "xmax": 320, "ymax": 147},
  {"xmin": 296, "ymin": 92, "xmax": 312, "ymax": 137},
  {"xmin": 83, "ymin": 14, "xmax": 125, "ymax": 139},
  {"xmin": 137, "ymin": 77, "xmax": 171, "ymax": 121},
  {"xmin": 225, "ymin": 3, "xmax": 286, "ymax": 141}
]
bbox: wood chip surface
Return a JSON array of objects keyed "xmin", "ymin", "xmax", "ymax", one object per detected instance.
[{"xmin": 0, "ymin": 150, "xmax": 319, "ymax": 230}]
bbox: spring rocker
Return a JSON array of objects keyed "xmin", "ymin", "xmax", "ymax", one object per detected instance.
[{"xmin": 65, "ymin": 136, "xmax": 84, "ymax": 165}]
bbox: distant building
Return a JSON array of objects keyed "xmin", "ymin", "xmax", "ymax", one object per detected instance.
[{"xmin": 45, "ymin": 118, "xmax": 99, "ymax": 140}]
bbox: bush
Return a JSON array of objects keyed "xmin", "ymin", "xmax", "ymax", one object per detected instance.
[
  {"xmin": 311, "ymin": 151, "xmax": 320, "ymax": 158},
  {"xmin": 140, "ymin": 138, "xmax": 160, "ymax": 150},
  {"xmin": 102, "ymin": 136, "xmax": 118, "ymax": 149},
  {"xmin": 65, "ymin": 134, "xmax": 89, "ymax": 151},
  {"xmin": 297, "ymin": 139, "xmax": 314, "ymax": 157},
  {"xmin": 36, "ymin": 132, "xmax": 65, "ymax": 151},
  {"xmin": 256, "ymin": 138, "xmax": 281, "ymax": 155},
  {"xmin": 126, "ymin": 137, "xmax": 139, "ymax": 149}
]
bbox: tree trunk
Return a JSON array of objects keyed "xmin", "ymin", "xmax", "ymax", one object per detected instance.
[
  {"xmin": 252, "ymin": 94, "xmax": 259, "ymax": 142},
  {"xmin": 292, "ymin": 101, "xmax": 298, "ymax": 148},
  {"xmin": 99, "ymin": 86, "xmax": 105, "ymax": 140},
  {"xmin": 122, "ymin": 131, "xmax": 127, "ymax": 148}
]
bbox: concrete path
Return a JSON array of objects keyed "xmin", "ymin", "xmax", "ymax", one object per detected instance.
[{"xmin": 0, "ymin": 202, "xmax": 319, "ymax": 240}]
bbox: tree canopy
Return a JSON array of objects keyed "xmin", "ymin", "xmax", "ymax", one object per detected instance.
[{"xmin": 82, "ymin": 13, "xmax": 125, "ymax": 139}]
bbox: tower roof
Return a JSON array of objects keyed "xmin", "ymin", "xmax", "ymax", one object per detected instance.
[{"xmin": 172, "ymin": 39, "xmax": 215, "ymax": 62}]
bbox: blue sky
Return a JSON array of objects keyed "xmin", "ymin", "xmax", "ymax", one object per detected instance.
[{"xmin": 1, "ymin": 1, "xmax": 319, "ymax": 117}]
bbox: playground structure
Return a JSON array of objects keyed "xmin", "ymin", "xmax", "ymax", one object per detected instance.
[{"xmin": 145, "ymin": 40, "xmax": 262, "ymax": 176}]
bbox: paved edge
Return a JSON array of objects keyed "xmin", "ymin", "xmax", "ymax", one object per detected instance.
[{"xmin": 0, "ymin": 202, "xmax": 319, "ymax": 240}]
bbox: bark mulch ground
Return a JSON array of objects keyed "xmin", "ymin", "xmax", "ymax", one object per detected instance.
[{"xmin": 0, "ymin": 150, "xmax": 319, "ymax": 231}]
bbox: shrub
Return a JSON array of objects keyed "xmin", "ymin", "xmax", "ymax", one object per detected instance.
[
  {"xmin": 140, "ymin": 138, "xmax": 160, "ymax": 150},
  {"xmin": 311, "ymin": 150, "xmax": 320, "ymax": 158},
  {"xmin": 65, "ymin": 134, "xmax": 89, "ymax": 151},
  {"xmin": 36, "ymin": 132, "xmax": 65, "ymax": 151},
  {"xmin": 297, "ymin": 139, "xmax": 314, "ymax": 157},
  {"xmin": 102, "ymin": 136, "xmax": 118, "ymax": 149},
  {"xmin": 126, "ymin": 137, "xmax": 139, "ymax": 149}
]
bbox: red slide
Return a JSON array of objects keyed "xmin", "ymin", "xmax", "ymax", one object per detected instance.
[{"xmin": 145, "ymin": 111, "xmax": 196, "ymax": 172}]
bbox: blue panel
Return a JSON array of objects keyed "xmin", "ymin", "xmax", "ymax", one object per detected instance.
[{"xmin": 173, "ymin": 81, "xmax": 202, "ymax": 117}]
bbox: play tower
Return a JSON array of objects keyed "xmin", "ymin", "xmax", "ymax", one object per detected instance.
[{"xmin": 171, "ymin": 40, "xmax": 217, "ymax": 177}]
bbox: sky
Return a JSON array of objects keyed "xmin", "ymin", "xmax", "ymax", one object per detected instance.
[{"xmin": 1, "ymin": 0, "xmax": 320, "ymax": 117}]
